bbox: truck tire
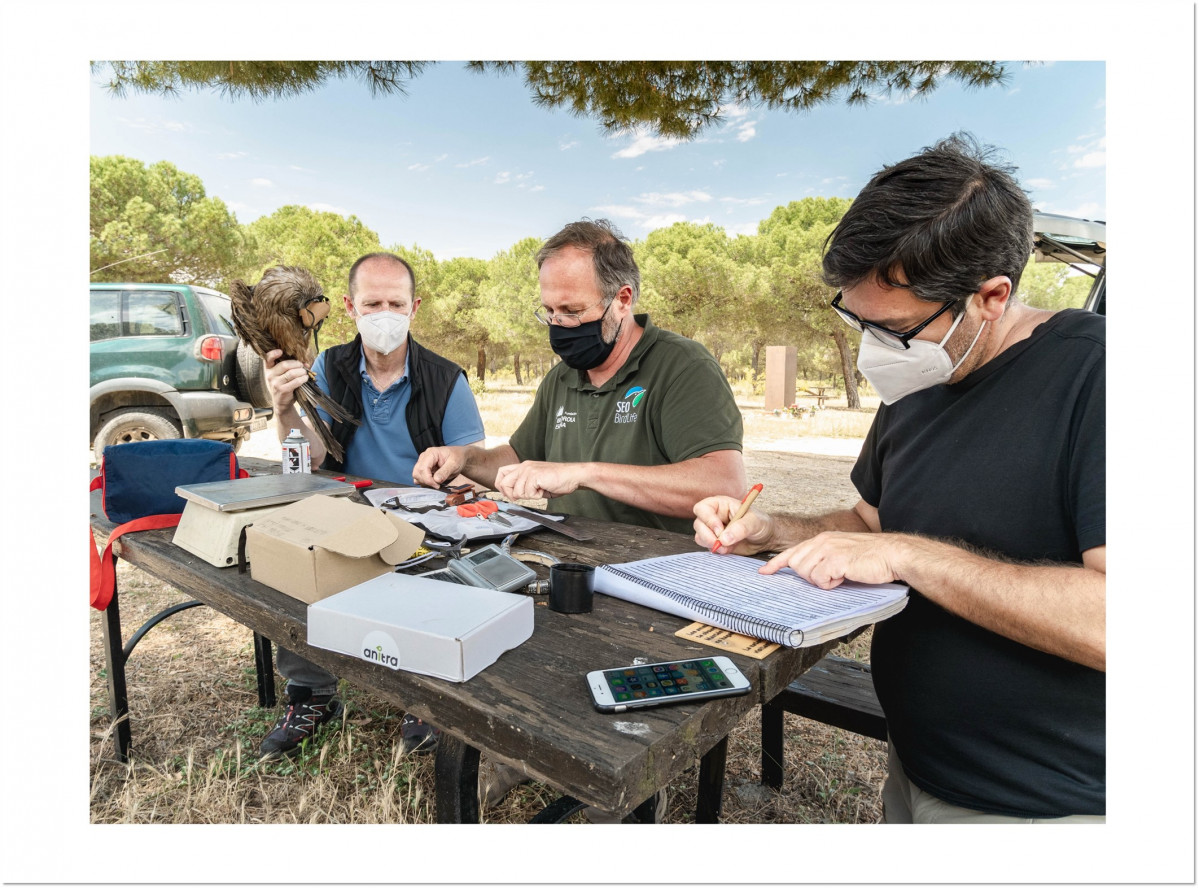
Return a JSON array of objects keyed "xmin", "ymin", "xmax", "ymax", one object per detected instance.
[
  {"xmin": 235, "ymin": 341, "xmax": 274, "ymax": 409},
  {"xmin": 93, "ymin": 408, "xmax": 183, "ymax": 464}
]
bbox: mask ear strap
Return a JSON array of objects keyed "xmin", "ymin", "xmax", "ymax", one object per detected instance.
[{"xmin": 949, "ymin": 320, "xmax": 987, "ymax": 373}]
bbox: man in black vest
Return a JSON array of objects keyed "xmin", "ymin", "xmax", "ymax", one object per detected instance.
[{"xmin": 260, "ymin": 252, "xmax": 484, "ymax": 759}]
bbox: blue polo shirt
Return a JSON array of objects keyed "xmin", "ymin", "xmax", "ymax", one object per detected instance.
[{"xmin": 311, "ymin": 349, "xmax": 484, "ymax": 485}]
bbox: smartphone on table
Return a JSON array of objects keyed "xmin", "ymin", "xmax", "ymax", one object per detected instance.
[{"xmin": 587, "ymin": 656, "xmax": 751, "ymax": 712}]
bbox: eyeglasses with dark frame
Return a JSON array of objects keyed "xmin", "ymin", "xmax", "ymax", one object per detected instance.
[
  {"xmin": 533, "ymin": 296, "xmax": 613, "ymax": 328},
  {"xmin": 830, "ymin": 291, "xmax": 960, "ymax": 350}
]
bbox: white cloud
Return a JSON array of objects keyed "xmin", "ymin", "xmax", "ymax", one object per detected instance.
[
  {"xmin": 307, "ymin": 202, "xmax": 351, "ymax": 215},
  {"xmin": 1064, "ymin": 134, "xmax": 1106, "ymax": 170},
  {"xmin": 558, "ymin": 138, "xmax": 580, "ymax": 151},
  {"xmin": 1051, "ymin": 201, "xmax": 1103, "ymax": 220},
  {"xmin": 1025, "ymin": 178, "xmax": 1056, "ymax": 190},
  {"xmin": 735, "ymin": 121, "xmax": 757, "ymax": 143},
  {"xmin": 408, "ymin": 162, "xmax": 431, "ymax": 172},
  {"xmin": 118, "ymin": 115, "xmax": 193, "ymax": 135},
  {"xmin": 610, "ymin": 129, "xmax": 686, "ymax": 159},
  {"xmin": 642, "ymin": 212, "xmax": 691, "ymax": 230},
  {"xmin": 250, "ymin": 178, "xmax": 273, "ymax": 187},
  {"xmin": 530, "ymin": 185, "xmax": 545, "ymax": 193},
  {"xmin": 719, "ymin": 195, "xmax": 769, "ymax": 206},
  {"xmin": 217, "ymin": 151, "xmax": 247, "ymax": 160},
  {"xmin": 433, "ymin": 153, "xmax": 449, "ymax": 162},
  {"xmin": 634, "ymin": 190, "xmax": 712, "ymax": 208},
  {"xmin": 496, "ymin": 171, "xmax": 534, "ymax": 186},
  {"xmin": 725, "ymin": 220, "xmax": 761, "ymax": 237},
  {"xmin": 456, "ymin": 156, "xmax": 489, "ymax": 168},
  {"xmin": 289, "ymin": 164, "xmax": 316, "ymax": 173},
  {"xmin": 589, "ymin": 203, "xmax": 715, "ymax": 234},
  {"xmin": 718, "ymin": 103, "xmax": 751, "ymax": 120}
]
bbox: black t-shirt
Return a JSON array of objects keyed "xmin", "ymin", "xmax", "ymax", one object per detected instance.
[{"xmin": 851, "ymin": 308, "xmax": 1106, "ymax": 817}]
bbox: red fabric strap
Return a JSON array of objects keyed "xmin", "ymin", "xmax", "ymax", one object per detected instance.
[{"xmin": 89, "ymin": 514, "xmax": 182, "ymax": 611}]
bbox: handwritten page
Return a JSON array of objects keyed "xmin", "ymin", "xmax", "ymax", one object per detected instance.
[{"xmin": 596, "ymin": 551, "xmax": 908, "ymax": 648}]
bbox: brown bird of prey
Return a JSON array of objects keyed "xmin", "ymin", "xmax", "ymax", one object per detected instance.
[{"xmin": 229, "ymin": 265, "xmax": 358, "ymax": 464}]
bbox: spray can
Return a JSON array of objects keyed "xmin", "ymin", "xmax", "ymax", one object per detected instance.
[{"xmin": 282, "ymin": 428, "xmax": 311, "ymax": 474}]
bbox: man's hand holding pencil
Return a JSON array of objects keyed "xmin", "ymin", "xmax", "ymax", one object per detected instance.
[{"xmin": 694, "ymin": 483, "xmax": 774, "ymax": 555}]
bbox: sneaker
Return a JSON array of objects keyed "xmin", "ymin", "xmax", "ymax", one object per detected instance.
[
  {"xmin": 400, "ymin": 713, "xmax": 441, "ymax": 755},
  {"xmin": 478, "ymin": 758, "xmax": 532, "ymax": 809},
  {"xmin": 258, "ymin": 688, "xmax": 343, "ymax": 759}
]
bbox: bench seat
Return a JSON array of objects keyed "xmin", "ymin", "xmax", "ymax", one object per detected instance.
[{"xmin": 760, "ymin": 655, "xmax": 885, "ymax": 789}]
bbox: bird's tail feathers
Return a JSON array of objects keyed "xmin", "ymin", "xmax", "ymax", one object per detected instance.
[{"xmin": 294, "ymin": 382, "xmax": 359, "ymax": 465}]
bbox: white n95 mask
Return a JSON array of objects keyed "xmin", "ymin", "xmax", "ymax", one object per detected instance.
[
  {"xmin": 356, "ymin": 310, "xmax": 410, "ymax": 355},
  {"xmin": 857, "ymin": 311, "xmax": 986, "ymax": 405}
]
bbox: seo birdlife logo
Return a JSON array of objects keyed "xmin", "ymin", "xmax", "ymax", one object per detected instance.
[
  {"xmin": 614, "ymin": 386, "xmax": 646, "ymax": 424},
  {"xmin": 361, "ymin": 630, "xmax": 401, "ymax": 670}
]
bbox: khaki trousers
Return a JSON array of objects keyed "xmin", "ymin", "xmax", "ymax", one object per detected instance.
[{"xmin": 882, "ymin": 741, "xmax": 1105, "ymax": 824}]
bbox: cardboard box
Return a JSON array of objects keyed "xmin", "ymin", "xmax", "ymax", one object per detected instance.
[
  {"xmin": 307, "ymin": 572, "xmax": 534, "ymax": 682},
  {"xmin": 245, "ymin": 495, "xmax": 426, "ymax": 604}
]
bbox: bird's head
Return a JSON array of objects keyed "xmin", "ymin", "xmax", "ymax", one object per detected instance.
[{"xmin": 256, "ymin": 265, "xmax": 330, "ymax": 330}]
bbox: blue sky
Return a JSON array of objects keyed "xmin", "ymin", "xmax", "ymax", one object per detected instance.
[{"xmin": 89, "ymin": 61, "xmax": 1107, "ymax": 261}]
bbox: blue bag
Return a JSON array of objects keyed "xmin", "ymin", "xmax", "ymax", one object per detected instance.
[
  {"xmin": 94, "ymin": 439, "xmax": 243, "ymax": 523},
  {"xmin": 90, "ymin": 439, "xmax": 246, "ymax": 610}
]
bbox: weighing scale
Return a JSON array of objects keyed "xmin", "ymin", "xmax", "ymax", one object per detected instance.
[{"xmin": 172, "ymin": 474, "xmax": 357, "ymax": 567}]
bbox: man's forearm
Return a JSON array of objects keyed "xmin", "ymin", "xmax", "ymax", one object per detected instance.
[
  {"xmin": 583, "ymin": 450, "xmax": 746, "ymax": 519},
  {"xmin": 766, "ymin": 508, "xmax": 874, "ymax": 551},
  {"xmin": 892, "ymin": 536, "xmax": 1106, "ymax": 671},
  {"xmin": 461, "ymin": 443, "xmax": 519, "ymax": 489}
]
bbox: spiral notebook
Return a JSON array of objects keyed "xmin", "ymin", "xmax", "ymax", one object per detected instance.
[{"xmin": 594, "ymin": 551, "xmax": 908, "ymax": 648}]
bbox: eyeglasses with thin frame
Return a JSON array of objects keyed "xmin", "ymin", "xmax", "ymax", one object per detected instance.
[
  {"xmin": 830, "ymin": 291, "xmax": 960, "ymax": 350},
  {"xmin": 533, "ymin": 296, "xmax": 613, "ymax": 328}
]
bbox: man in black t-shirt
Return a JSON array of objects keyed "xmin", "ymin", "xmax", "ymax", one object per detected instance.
[{"xmin": 693, "ymin": 133, "xmax": 1105, "ymax": 823}]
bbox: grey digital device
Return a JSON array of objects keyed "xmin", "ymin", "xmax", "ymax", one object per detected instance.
[
  {"xmin": 587, "ymin": 656, "xmax": 752, "ymax": 712},
  {"xmin": 418, "ymin": 543, "xmax": 537, "ymax": 593}
]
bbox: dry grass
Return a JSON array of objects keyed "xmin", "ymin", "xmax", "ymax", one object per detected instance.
[{"xmin": 91, "ymin": 379, "xmax": 886, "ymax": 824}]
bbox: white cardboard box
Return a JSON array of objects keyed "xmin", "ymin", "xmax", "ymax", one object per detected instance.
[{"xmin": 307, "ymin": 572, "xmax": 535, "ymax": 682}]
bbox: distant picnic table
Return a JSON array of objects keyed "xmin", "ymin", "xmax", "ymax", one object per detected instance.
[{"xmin": 801, "ymin": 385, "xmax": 836, "ymax": 408}]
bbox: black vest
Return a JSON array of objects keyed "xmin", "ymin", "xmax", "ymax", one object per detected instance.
[{"xmin": 321, "ymin": 334, "xmax": 467, "ymax": 473}]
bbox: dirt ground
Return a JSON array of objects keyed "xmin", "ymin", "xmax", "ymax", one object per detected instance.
[{"xmin": 89, "ymin": 444, "xmax": 886, "ymax": 824}]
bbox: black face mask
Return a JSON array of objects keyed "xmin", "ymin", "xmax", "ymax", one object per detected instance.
[{"xmin": 548, "ymin": 301, "xmax": 621, "ymax": 370}]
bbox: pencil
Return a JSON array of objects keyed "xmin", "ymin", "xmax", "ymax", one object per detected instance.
[{"xmin": 711, "ymin": 483, "xmax": 764, "ymax": 553}]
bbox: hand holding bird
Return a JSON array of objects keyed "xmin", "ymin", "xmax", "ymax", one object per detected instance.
[{"xmin": 230, "ymin": 265, "xmax": 358, "ymax": 464}]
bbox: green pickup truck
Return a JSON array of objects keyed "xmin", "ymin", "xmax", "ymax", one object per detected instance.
[{"xmin": 89, "ymin": 282, "xmax": 274, "ymax": 463}]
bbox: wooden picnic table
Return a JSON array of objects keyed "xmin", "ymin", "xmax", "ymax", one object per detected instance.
[
  {"xmin": 90, "ymin": 457, "xmax": 844, "ymax": 823},
  {"xmin": 802, "ymin": 385, "xmax": 836, "ymax": 408}
]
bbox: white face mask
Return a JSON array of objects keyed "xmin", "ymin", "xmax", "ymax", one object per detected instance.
[
  {"xmin": 857, "ymin": 311, "xmax": 987, "ymax": 405},
  {"xmin": 355, "ymin": 310, "xmax": 410, "ymax": 356}
]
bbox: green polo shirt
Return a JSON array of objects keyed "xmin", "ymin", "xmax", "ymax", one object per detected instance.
[{"xmin": 508, "ymin": 314, "xmax": 743, "ymax": 533}]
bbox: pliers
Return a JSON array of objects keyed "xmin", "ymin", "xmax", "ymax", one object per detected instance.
[{"xmin": 457, "ymin": 499, "xmax": 512, "ymax": 526}]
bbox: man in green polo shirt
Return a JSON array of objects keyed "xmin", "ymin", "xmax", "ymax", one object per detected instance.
[
  {"xmin": 413, "ymin": 218, "xmax": 746, "ymax": 534},
  {"xmin": 413, "ymin": 218, "xmax": 746, "ymax": 821}
]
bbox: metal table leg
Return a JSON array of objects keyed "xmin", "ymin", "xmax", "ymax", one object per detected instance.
[
  {"xmin": 99, "ymin": 568, "xmax": 131, "ymax": 764},
  {"xmin": 253, "ymin": 632, "xmax": 276, "ymax": 708}
]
